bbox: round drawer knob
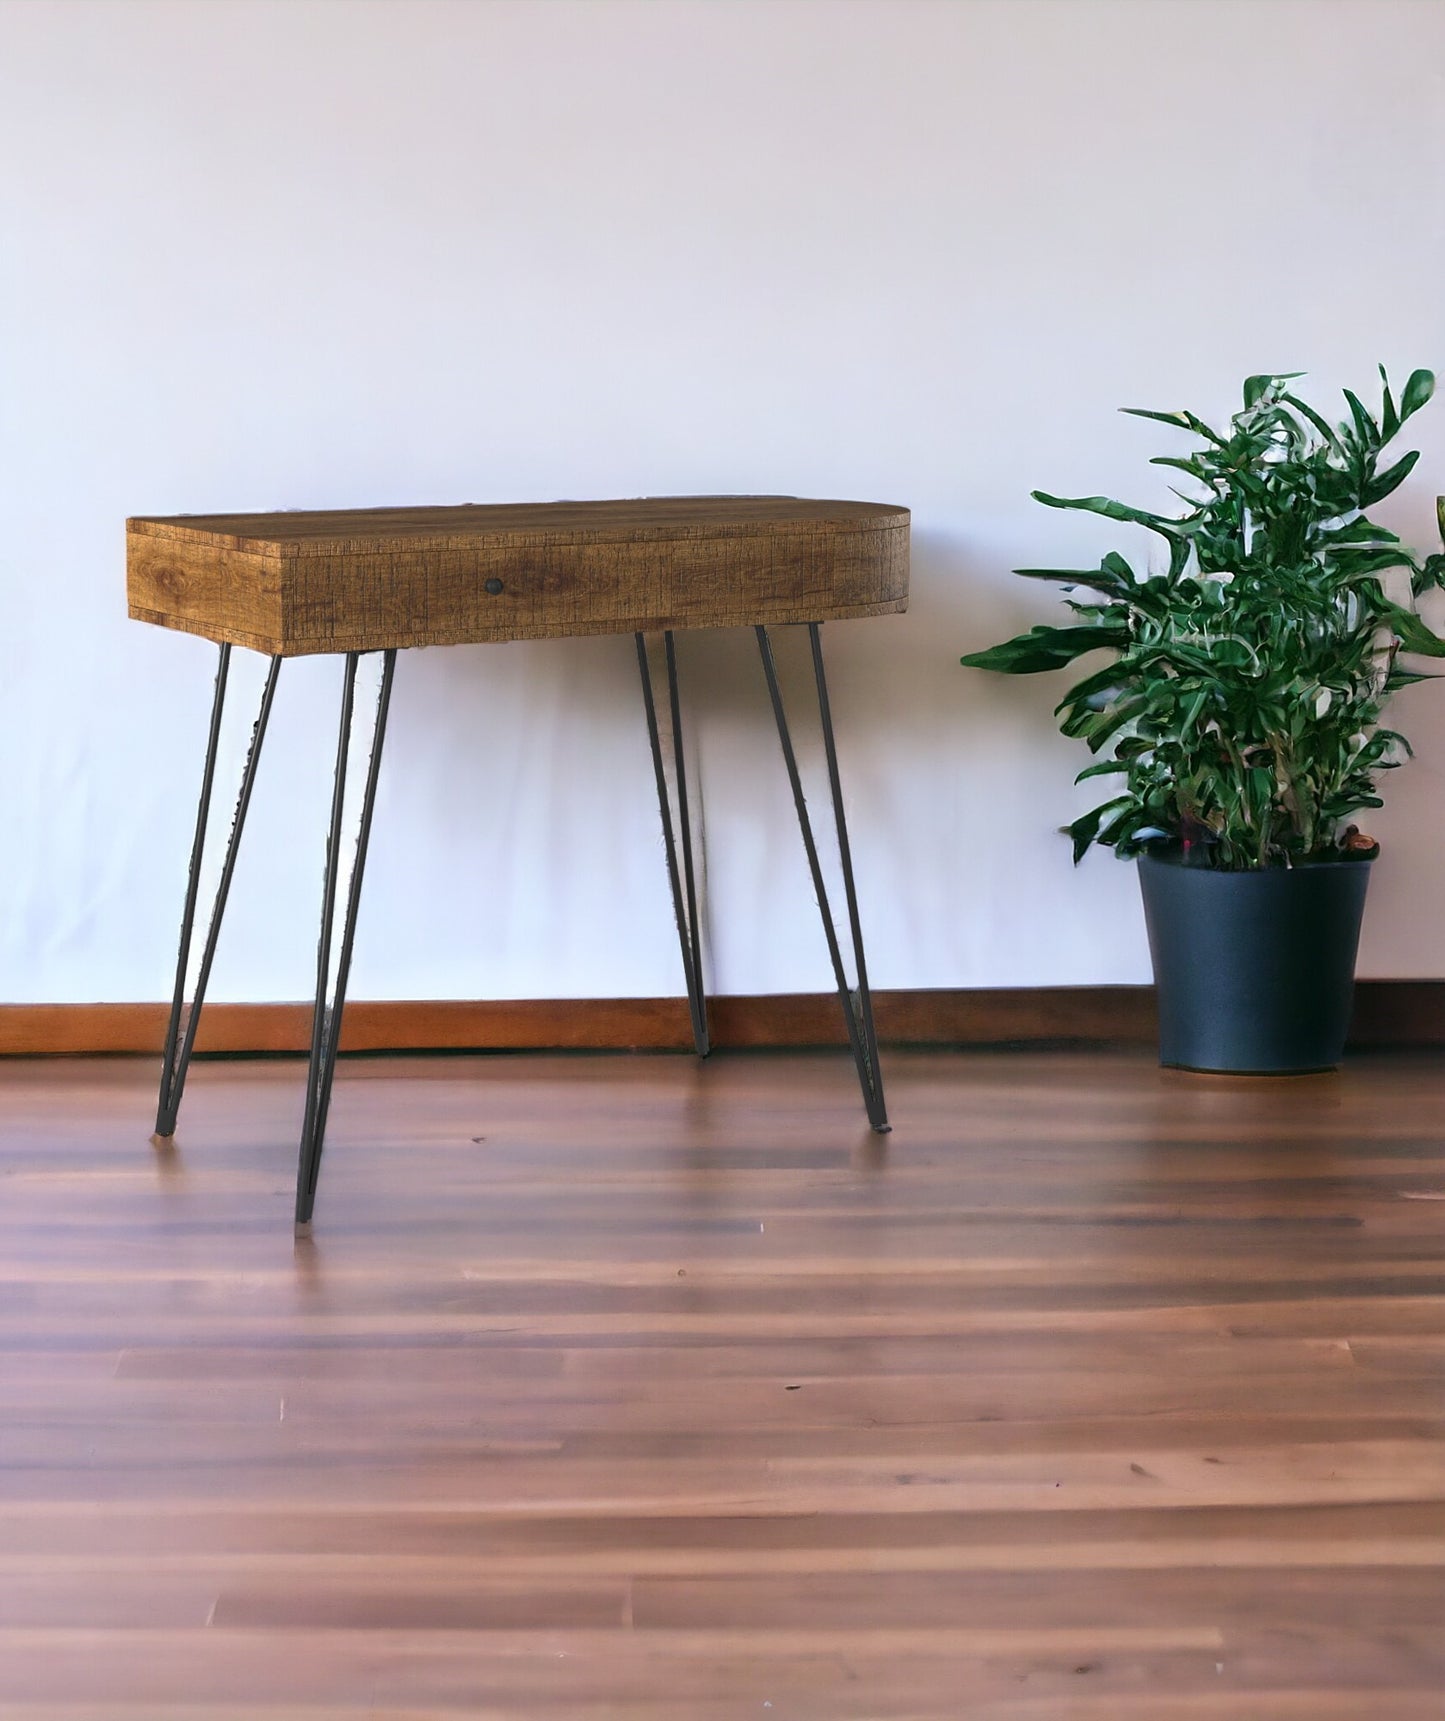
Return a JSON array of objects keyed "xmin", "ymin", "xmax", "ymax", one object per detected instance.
[{"xmin": 484, "ymin": 578, "xmax": 504, "ymax": 595}]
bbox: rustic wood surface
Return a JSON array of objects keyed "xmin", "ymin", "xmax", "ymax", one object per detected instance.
[
  {"xmin": 0, "ymin": 1048, "xmax": 1441, "ymax": 1716},
  {"xmin": 1, "ymin": 981, "xmax": 1440, "ymax": 1056},
  {"xmin": 126, "ymin": 496, "xmax": 910, "ymax": 655}
]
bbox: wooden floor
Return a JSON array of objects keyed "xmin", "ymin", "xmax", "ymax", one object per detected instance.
[{"xmin": 0, "ymin": 1048, "xmax": 1441, "ymax": 1719}]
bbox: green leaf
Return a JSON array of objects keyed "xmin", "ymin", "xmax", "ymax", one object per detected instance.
[
  {"xmin": 1121, "ymin": 406, "xmax": 1228, "ymax": 445},
  {"xmin": 1342, "ymin": 388, "xmax": 1378, "ymax": 450},
  {"xmin": 1379, "ymin": 365, "xmax": 1399, "ymax": 439},
  {"xmin": 1179, "ymin": 684, "xmax": 1213, "ymax": 731},
  {"xmin": 1166, "ymin": 533, "xmax": 1193, "ymax": 580},
  {"xmin": 1327, "ymin": 518, "xmax": 1400, "ymax": 545},
  {"xmin": 1281, "ymin": 392, "xmax": 1345, "ymax": 455},
  {"xmin": 1371, "ymin": 727, "xmax": 1413, "ymax": 759},
  {"xmin": 1242, "ymin": 373, "xmax": 1276, "ymax": 408},
  {"xmin": 1149, "ymin": 455, "xmax": 1208, "ymax": 478},
  {"xmin": 1381, "ymin": 601, "xmax": 1445, "ymax": 657},
  {"xmin": 1032, "ymin": 491, "xmax": 1183, "ymax": 543},
  {"xmin": 1385, "ymin": 666, "xmax": 1440, "ymax": 691},
  {"xmin": 1333, "ymin": 544, "xmax": 1416, "ymax": 580},
  {"xmin": 960, "ymin": 622, "xmax": 1128, "ymax": 675},
  {"xmin": 1414, "ymin": 551, "xmax": 1445, "ymax": 595},
  {"xmin": 1081, "ymin": 694, "xmax": 1148, "ymax": 753},
  {"xmin": 1400, "ymin": 368, "xmax": 1434, "ymax": 422},
  {"xmin": 1012, "ymin": 564, "xmax": 1129, "ymax": 594},
  {"xmin": 1056, "ymin": 657, "xmax": 1132, "ymax": 712},
  {"xmin": 1119, "ymin": 407, "xmax": 1192, "ymax": 428},
  {"xmin": 1066, "ymin": 794, "xmax": 1134, "ymax": 864},
  {"xmin": 1362, "ymin": 449, "xmax": 1420, "ymax": 507}
]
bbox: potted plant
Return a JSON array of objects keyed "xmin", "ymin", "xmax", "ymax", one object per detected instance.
[{"xmin": 961, "ymin": 369, "xmax": 1445, "ymax": 1072}]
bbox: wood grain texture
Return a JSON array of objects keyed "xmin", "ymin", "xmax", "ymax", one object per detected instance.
[
  {"xmin": 0, "ymin": 1047, "xmax": 1442, "ymax": 1715},
  {"xmin": 126, "ymin": 496, "xmax": 910, "ymax": 654},
  {"xmin": 0, "ymin": 981, "xmax": 1440, "ymax": 1056}
]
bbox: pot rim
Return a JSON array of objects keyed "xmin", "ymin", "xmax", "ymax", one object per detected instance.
[{"xmin": 1137, "ymin": 846, "xmax": 1375, "ymax": 875}]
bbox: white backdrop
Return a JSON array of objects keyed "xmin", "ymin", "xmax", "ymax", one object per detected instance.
[{"xmin": 2, "ymin": 0, "xmax": 1442, "ymax": 1005}]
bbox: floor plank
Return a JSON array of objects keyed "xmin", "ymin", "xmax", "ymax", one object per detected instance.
[{"xmin": 0, "ymin": 1047, "xmax": 1441, "ymax": 1716}]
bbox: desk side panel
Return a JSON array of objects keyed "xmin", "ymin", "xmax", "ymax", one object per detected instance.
[
  {"xmin": 127, "ymin": 529, "xmax": 286, "ymax": 655},
  {"xmin": 278, "ymin": 522, "xmax": 909, "ymax": 652}
]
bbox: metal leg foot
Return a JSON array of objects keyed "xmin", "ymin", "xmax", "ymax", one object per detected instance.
[
  {"xmin": 294, "ymin": 650, "xmax": 396, "ymax": 1230},
  {"xmin": 156, "ymin": 645, "xmax": 282, "ymax": 1137},
  {"xmin": 756, "ymin": 623, "xmax": 889, "ymax": 1131},
  {"xmin": 636, "ymin": 630, "xmax": 709, "ymax": 1056}
]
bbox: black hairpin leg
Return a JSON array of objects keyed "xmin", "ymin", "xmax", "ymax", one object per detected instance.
[
  {"xmin": 756, "ymin": 622, "xmax": 888, "ymax": 1131},
  {"xmin": 155, "ymin": 645, "xmax": 283, "ymax": 1137},
  {"xmin": 295, "ymin": 649, "xmax": 397, "ymax": 1232},
  {"xmin": 636, "ymin": 631, "xmax": 708, "ymax": 1055}
]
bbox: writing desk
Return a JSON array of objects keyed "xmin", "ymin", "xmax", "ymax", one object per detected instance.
[{"xmin": 128, "ymin": 496, "xmax": 910, "ymax": 1229}]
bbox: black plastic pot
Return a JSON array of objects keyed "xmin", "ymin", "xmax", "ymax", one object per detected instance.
[{"xmin": 1137, "ymin": 850, "xmax": 1372, "ymax": 1074}]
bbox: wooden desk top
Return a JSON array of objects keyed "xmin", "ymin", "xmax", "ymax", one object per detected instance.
[{"xmin": 127, "ymin": 496, "xmax": 909, "ymax": 656}]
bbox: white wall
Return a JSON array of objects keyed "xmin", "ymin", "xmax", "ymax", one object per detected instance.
[{"xmin": 2, "ymin": 0, "xmax": 1443, "ymax": 1004}]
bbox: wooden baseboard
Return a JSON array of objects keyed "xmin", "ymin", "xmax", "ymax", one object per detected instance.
[{"xmin": 0, "ymin": 982, "xmax": 1439, "ymax": 1057}]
